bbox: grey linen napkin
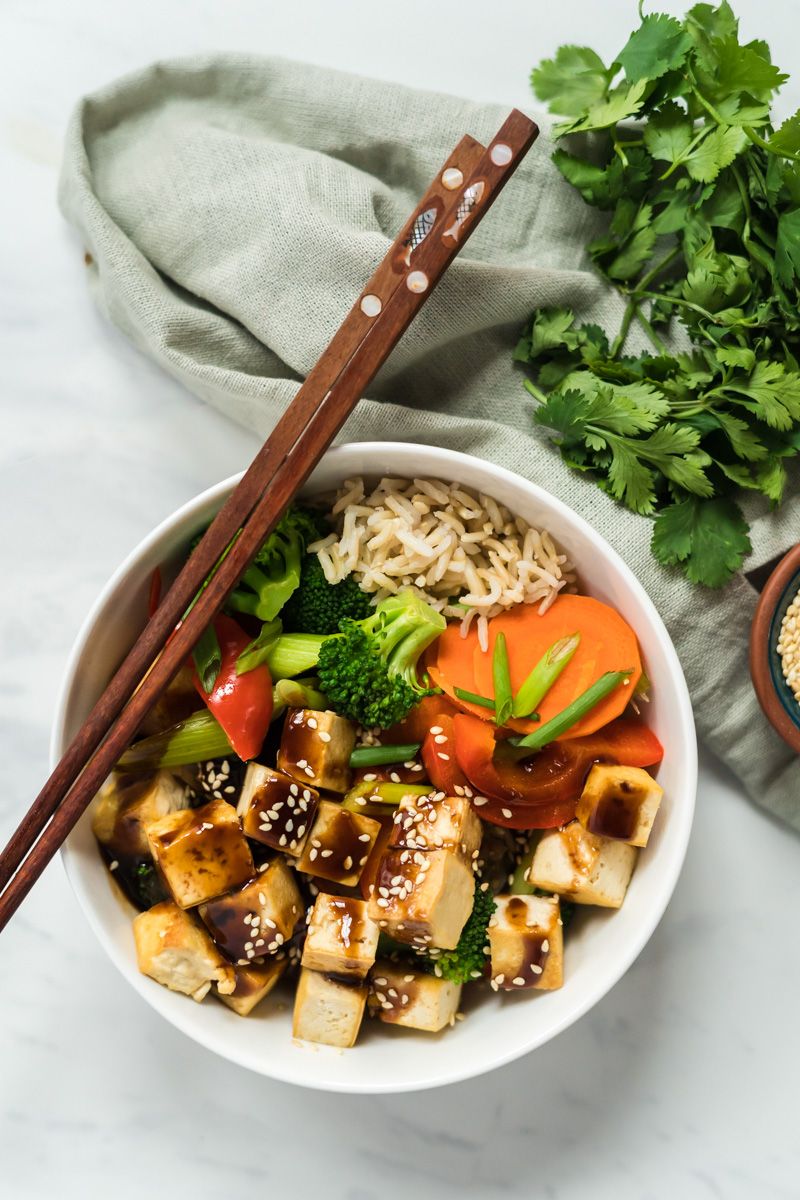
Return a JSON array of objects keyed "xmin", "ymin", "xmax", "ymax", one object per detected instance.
[{"xmin": 58, "ymin": 54, "xmax": 800, "ymax": 828}]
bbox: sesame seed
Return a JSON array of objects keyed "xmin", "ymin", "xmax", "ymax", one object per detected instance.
[
  {"xmin": 473, "ymin": 797, "xmax": 488, "ymax": 807},
  {"xmin": 437, "ymin": 752, "xmax": 450, "ymax": 761},
  {"xmin": 307, "ymin": 717, "xmax": 318, "ymax": 729},
  {"xmin": 318, "ymin": 730, "xmax": 331, "ymax": 743},
  {"xmin": 358, "ymin": 833, "xmax": 372, "ymax": 842},
  {"xmin": 531, "ymin": 963, "xmax": 543, "ymax": 974},
  {"xmin": 513, "ymin": 976, "xmax": 525, "ymax": 986},
  {"xmin": 433, "ymin": 734, "xmax": 447, "ymax": 744},
  {"xmin": 109, "ymin": 860, "xmax": 119, "ymax": 872},
  {"xmin": 502, "ymin": 808, "xmax": 512, "ymax": 819},
  {"xmin": 430, "ymin": 726, "xmax": 443, "ymax": 735},
  {"xmin": 542, "ymin": 939, "xmax": 549, "ymax": 952}
]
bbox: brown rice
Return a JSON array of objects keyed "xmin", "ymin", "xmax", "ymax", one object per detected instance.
[{"xmin": 308, "ymin": 477, "xmax": 574, "ymax": 650}]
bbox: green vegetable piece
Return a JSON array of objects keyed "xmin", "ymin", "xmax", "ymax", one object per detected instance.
[
  {"xmin": 235, "ymin": 618, "xmax": 282, "ymax": 675},
  {"xmin": 192, "ymin": 623, "xmax": 222, "ymax": 694},
  {"xmin": 342, "ymin": 781, "xmax": 433, "ymax": 817},
  {"xmin": 616, "ymin": 12, "xmax": 693, "ymax": 83},
  {"xmin": 226, "ymin": 506, "xmax": 322, "ymax": 624},
  {"xmin": 531, "ymin": 45, "xmax": 610, "ymax": 117},
  {"xmin": 509, "ymin": 838, "xmax": 541, "ymax": 895},
  {"xmin": 492, "ymin": 632, "xmax": 513, "ymax": 726},
  {"xmin": 117, "ymin": 710, "xmax": 233, "ymax": 770},
  {"xmin": 422, "ymin": 881, "xmax": 496, "ymax": 984},
  {"xmin": 349, "ymin": 743, "xmax": 421, "ymax": 768},
  {"xmin": 273, "ymin": 678, "xmax": 328, "ymax": 714},
  {"xmin": 454, "ymin": 686, "xmax": 496, "ymax": 710},
  {"xmin": 651, "ymin": 495, "xmax": 752, "ymax": 587},
  {"xmin": 282, "ymin": 556, "xmax": 373, "ymax": 635},
  {"xmin": 513, "ymin": 669, "xmax": 634, "ymax": 752},
  {"xmin": 512, "ymin": 633, "xmax": 581, "ymax": 718},
  {"xmin": 265, "ymin": 633, "xmax": 327, "ymax": 679}
]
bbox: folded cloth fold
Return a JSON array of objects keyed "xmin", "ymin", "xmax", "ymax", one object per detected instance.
[{"xmin": 58, "ymin": 54, "xmax": 800, "ymax": 829}]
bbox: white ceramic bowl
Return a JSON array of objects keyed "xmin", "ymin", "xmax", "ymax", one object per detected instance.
[{"xmin": 54, "ymin": 442, "xmax": 696, "ymax": 1093}]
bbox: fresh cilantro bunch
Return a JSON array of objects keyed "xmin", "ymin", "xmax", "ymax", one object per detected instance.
[{"xmin": 518, "ymin": 2, "xmax": 800, "ymax": 586}]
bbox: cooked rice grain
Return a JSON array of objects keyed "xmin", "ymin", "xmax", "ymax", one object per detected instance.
[{"xmin": 308, "ymin": 477, "xmax": 574, "ymax": 629}]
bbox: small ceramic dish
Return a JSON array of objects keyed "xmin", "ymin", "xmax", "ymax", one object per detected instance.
[{"xmin": 750, "ymin": 543, "xmax": 800, "ymax": 754}]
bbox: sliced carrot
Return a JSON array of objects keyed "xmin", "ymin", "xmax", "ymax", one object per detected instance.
[{"xmin": 429, "ymin": 595, "xmax": 642, "ymax": 738}]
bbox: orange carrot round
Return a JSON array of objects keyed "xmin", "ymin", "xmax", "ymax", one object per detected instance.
[{"xmin": 428, "ymin": 595, "xmax": 642, "ymax": 738}]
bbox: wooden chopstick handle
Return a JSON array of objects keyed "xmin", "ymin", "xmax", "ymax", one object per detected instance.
[
  {"xmin": 0, "ymin": 110, "xmax": 538, "ymax": 929},
  {"xmin": 0, "ymin": 136, "xmax": 491, "ymax": 897}
]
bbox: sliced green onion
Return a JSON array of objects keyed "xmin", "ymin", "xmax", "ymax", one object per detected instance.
[
  {"xmin": 192, "ymin": 624, "xmax": 222, "ymax": 694},
  {"xmin": 349, "ymin": 743, "xmax": 421, "ymax": 768},
  {"xmin": 273, "ymin": 677, "xmax": 328, "ymax": 714},
  {"xmin": 117, "ymin": 710, "xmax": 233, "ymax": 770},
  {"xmin": 342, "ymin": 781, "xmax": 433, "ymax": 815},
  {"xmin": 509, "ymin": 836, "xmax": 542, "ymax": 894},
  {"xmin": 512, "ymin": 633, "xmax": 581, "ymax": 718},
  {"xmin": 492, "ymin": 632, "xmax": 513, "ymax": 726},
  {"xmin": 512, "ymin": 668, "xmax": 634, "ymax": 752},
  {"xmin": 454, "ymin": 686, "xmax": 496, "ymax": 710},
  {"xmin": 236, "ymin": 618, "xmax": 282, "ymax": 675}
]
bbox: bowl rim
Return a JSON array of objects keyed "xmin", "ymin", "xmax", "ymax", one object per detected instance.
[
  {"xmin": 750, "ymin": 541, "xmax": 800, "ymax": 754},
  {"xmin": 53, "ymin": 442, "xmax": 697, "ymax": 1092}
]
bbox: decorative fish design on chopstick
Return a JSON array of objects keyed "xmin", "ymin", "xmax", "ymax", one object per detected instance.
[
  {"xmin": 400, "ymin": 206, "xmax": 438, "ymax": 267},
  {"xmin": 443, "ymin": 181, "xmax": 486, "ymax": 243}
]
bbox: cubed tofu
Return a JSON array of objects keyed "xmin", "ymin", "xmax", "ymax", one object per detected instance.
[
  {"xmin": 369, "ymin": 963, "xmax": 461, "ymax": 1032},
  {"xmin": 92, "ymin": 770, "xmax": 187, "ymax": 860},
  {"xmin": 576, "ymin": 764, "xmax": 664, "ymax": 848},
  {"xmin": 277, "ymin": 708, "xmax": 356, "ymax": 793},
  {"xmin": 292, "ymin": 967, "xmax": 367, "ymax": 1048},
  {"xmin": 133, "ymin": 900, "xmax": 235, "ymax": 1001},
  {"xmin": 367, "ymin": 848, "xmax": 474, "ymax": 951},
  {"xmin": 237, "ymin": 763, "xmax": 319, "ymax": 856},
  {"xmin": 198, "ymin": 859, "xmax": 302, "ymax": 963},
  {"xmin": 390, "ymin": 791, "xmax": 482, "ymax": 861},
  {"xmin": 214, "ymin": 958, "xmax": 287, "ymax": 1016},
  {"xmin": 301, "ymin": 893, "xmax": 379, "ymax": 979},
  {"xmin": 145, "ymin": 797, "xmax": 254, "ymax": 909},
  {"xmin": 488, "ymin": 894, "xmax": 563, "ymax": 991},
  {"xmin": 296, "ymin": 800, "xmax": 381, "ymax": 887},
  {"xmin": 528, "ymin": 820, "xmax": 637, "ymax": 908}
]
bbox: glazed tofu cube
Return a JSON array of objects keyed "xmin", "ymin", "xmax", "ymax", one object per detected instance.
[
  {"xmin": 214, "ymin": 958, "xmax": 287, "ymax": 1016},
  {"xmin": 278, "ymin": 708, "xmax": 356, "ymax": 793},
  {"xmin": 198, "ymin": 859, "xmax": 302, "ymax": 963},
  {"xmin": 488, "ymin": 894, "xmax": 563, "ymax": 991},
  {"xmin": 296, "ymin": 800, "xmax": 381, "ymax": 887},
  {"xmin": 367, "ymin": 848, "xmax": 474, "ymax": 951},
  {"xmin": 237, "ymin": 763, "xmax": 319, "ymax": 856},
  {"xmin": 528, "ymin": 821, "xmax": 637, "ymax": 908},
  {"xmin": 145, "ymin": 797, "xmax": 254, "ymax": 909},
  {"xmin": 292, "ymin": 967, "xmax": 367, "ymax": 1048},
  {"xmin": 92, "ymin": 770, "xmax": 187, "ymax": 860},
  {"xmin": 390, "ymin": 791, "xmax": 482, "ymax": 861},
  {"xmin": 369, "ymin": 963, "xmax": 462, "ymax": 1032},
  {"xmin": 302, "ymin": 893, "xmax": 379, "ymax": 979},
  {"xmin": 133, "ymin": 900, "xmax": 235, "ymax": 1001},
  {"xmin": 576, "ymin": 764, "xmax": 664, "ymax": 848}
]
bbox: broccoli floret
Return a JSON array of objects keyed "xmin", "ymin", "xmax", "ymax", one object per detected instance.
[
  {"xmin": 425, "ymin": 882, "xmax": 496, "ymax": 984},
  {"xmin": 227, "ymin": 506, "xmax": 321, "ymax": 623},
  {"xmin": 316, "ymin": 590, "xmax": 445, "ymax": 728},
  {"xmin": 282, "ymin": 556, "xmax": 373, "ymax": 635}
]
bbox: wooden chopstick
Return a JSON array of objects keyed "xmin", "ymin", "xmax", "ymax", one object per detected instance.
[
  {"xmin": 0, "ymin": 109, "xmax": 538, "ymax": 929},
  {"xmin": 0, "ymin": 132, "xmax": 489, "ymax": 899}
]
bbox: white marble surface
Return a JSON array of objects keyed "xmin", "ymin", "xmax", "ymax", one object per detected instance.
[{"xmin": 2, "ymin": 1, "xmax": 800, "ymax": 1196}]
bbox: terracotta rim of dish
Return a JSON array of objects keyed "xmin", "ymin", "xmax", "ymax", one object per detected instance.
[{"xmin": 750, "ymin": 542, "xmax": 800, "ymax": 755}]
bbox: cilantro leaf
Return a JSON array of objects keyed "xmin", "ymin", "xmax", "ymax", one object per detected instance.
[
  {"xmin": 643, "ymin": 101, "xmax": 695, "ymax": 162},
  {"xmin": 555, "ymin": 79, "xmax": 648, "ymax": 136},
  {"xmin": 531, "ymin": 45, "xmax": 611, "ymax": 116},
  {"xmin": 616, "ymin": 13, "xmax": 693, "ymax": 83},
  {"xmin": 770, "ymin": 111, "xmax": 800, "ymax": 157},
  {"xmin": 685, "ymin": 125, "xmax": 747, "ymax": 182},
  {"xmin": 775, "ymin": 209, "xmax": 800, "ymax": 287},
  {"xmin": 707, "ymin": 37, "xmax": 788, "ymax": 102},
  {"xmin": 651, "ymin": 496, "xmax": 751, "ymax": 586}
]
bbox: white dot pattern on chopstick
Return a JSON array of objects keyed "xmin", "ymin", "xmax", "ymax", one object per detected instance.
[
  {"xmin": 360, "ymin": 294, "xmax": 382, "ymax": 318},
  {"xmin": 490, "ymin": 143, "xmax": 513, "ymax": 166},
  {"xmin": 406, "ymin": 270, "xmax": 429, "ymax": 294},
  {"xmin": 441, "ymin": 167, "xmax": 463, "ymax": 190}
]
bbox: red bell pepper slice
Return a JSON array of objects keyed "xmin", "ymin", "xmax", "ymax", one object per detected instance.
[
  {"xmin": 451, "ymin": 712, "xmax": 663, "ymax": 831},
  {"xmin": 191, "ymin": 614, "xmax": 273, "ymax": 761}
]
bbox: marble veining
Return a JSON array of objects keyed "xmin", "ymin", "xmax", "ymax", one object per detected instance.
[{"xmin": 1, "ymin": 2, "xmax": 799, "ymax": 1197}]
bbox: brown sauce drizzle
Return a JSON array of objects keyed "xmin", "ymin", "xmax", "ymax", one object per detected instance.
[{"xmin": 585, "ymin": 782, "xmax": 640, "ymax": 841}]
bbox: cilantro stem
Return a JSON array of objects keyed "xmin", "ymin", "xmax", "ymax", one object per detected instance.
[
  {"xmin": 523, "ymin": 377, "xmax": 550, "ymax": 405},
  {"xmin": 731, "ymin": 164, "xmax": 752, "ymax": 243},
  {"xmin": 635, "ymin": 308, "xmax": 668, "ymax": 354},
  {"xmin": 743, "ymin": 124, "xmax": 800, "ymax": 166},
  {"xmin": 690, "ymin": 87, "xmax": 726, "ymax": 127},
  {"xmin": 636, "ymin": 246, "xmax": 681, "ymax": 293},
  {"xmin": 610, "ymin": 299, "xmax": 637, "ymax": 358},
  {"xmin": 658, "ymin": 124, "xmax": 711, "ymax": 181},
  {"xmin": 610, "ymin": 247, "xmax": 679, "ymax": 357}
]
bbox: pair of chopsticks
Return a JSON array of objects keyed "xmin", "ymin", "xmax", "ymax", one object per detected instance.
[{"xmin": 0, "ymin": 109, "xmax": 538, "ymax": 930}]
